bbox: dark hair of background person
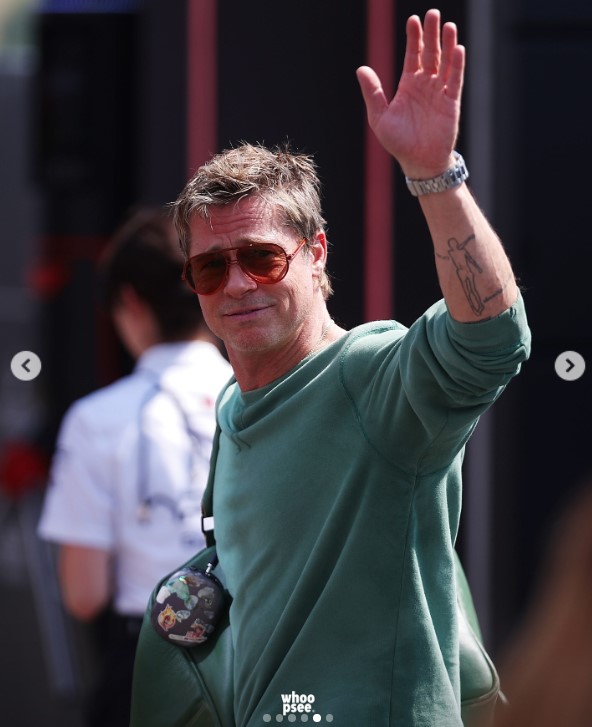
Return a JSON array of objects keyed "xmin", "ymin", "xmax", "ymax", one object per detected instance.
[{"xmin": 99, "ymin": 207, "xmax": 204, "ymax": 341}]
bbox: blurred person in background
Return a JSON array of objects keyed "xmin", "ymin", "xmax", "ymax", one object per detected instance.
[
  {"xmin": 37, "ymin": 207, "xmax": 232, "ymax": 727},
  {"xmin": 493, "ymin": 480, "xmax": 592, "ymax": 727}
]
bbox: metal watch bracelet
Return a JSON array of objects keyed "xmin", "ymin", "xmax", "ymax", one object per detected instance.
[{"xmin": 405, "ymin": 151, "xmax": 469, "ymax": 197}]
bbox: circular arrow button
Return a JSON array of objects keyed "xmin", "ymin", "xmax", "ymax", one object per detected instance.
[
  {"xmin": 555, "ymin": 351, "xmax": 586, "ymax": 382},
  {"xmin": 10, "ymin": 351, "xmax": 42, "ymax": 381}
]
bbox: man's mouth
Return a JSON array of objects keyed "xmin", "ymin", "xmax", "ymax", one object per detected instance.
[{"xmin": 223, "ymin": 304, "xmax": 270, "ymax": 318}]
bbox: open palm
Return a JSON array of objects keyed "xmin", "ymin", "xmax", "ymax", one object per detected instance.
[{"xmin": 357, "ymin": 9, "xmax": 465, "ymax": 179}]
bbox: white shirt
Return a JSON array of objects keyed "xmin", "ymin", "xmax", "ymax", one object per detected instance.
[{"xmin": 38, "ymin": 340, "xmax": 232, "ymax": 616}]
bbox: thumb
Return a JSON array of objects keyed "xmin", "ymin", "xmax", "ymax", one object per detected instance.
[{"xmin": 356, "ymin": 66, "xmax": 388, "ymax": 126}]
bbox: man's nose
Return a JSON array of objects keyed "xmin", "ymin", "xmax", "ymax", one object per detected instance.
[{"xmin": 223, "ymin": 258, "xmax": 258, "ymax": 296}]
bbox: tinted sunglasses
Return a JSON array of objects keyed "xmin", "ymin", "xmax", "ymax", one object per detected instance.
[{"xmin": 182, "ymin": 238, "xmax": 308, "ymax": 295}]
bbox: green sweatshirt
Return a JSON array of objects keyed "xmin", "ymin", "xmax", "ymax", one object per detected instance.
[{"xmin": 213, "ymin": 297, "xmax": 530, "ymax": 726}]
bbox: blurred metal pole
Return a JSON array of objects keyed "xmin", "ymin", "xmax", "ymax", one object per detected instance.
[{"xmin": 186, "ymin": 0, "xmax": 217, "ymax": 174}]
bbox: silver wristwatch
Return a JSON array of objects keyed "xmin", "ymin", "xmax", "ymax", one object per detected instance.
[{"xmin": 405, "ymin": 151, "xmax": 469, "ymax": 197}]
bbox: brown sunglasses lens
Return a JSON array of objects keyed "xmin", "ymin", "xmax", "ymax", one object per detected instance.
[
  {"xmin": 186, "ymin": 244, "xmax": 289, "ymax": 294},
  {"xmin": 188, "ymin": 253, "xmax": 229, "ymax": 294}
]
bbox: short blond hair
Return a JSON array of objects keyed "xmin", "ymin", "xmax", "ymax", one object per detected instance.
[{"xmin": 172, "ymin": 142, "xmax": 333, "ymax": 299}]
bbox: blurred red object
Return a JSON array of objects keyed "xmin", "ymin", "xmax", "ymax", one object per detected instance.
[
  {"xmin": 26, "ymin": 260, "xmax": 71, "ymax": 299},
  {"xmin": 0, "ymin": 441, "xmax": 49, "ymax": 499}
]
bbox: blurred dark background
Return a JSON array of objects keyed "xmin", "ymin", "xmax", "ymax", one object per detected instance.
[{"xmin": 0, "ymin": 0, "xmax": 590, "ymax": 724}]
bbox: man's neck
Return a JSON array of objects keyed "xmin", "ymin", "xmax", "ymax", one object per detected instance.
[{"xmin": 229, "ymin": 316, "xmax": 346, "ymax": 392}]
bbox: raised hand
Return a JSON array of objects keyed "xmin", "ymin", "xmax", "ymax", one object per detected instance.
[{"xmin": 356, "ymin": 9, "xmax": 465, "ymax": 180}]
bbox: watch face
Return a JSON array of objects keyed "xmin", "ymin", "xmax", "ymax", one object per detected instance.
[{"xmin": 151, "ymin": 566, "xmax": 226, "ymax": 647}]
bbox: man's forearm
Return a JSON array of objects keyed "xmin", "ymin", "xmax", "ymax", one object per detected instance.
[{"xmin": 419, "ymin": 183, "xmax": 518, "ymax": 322}]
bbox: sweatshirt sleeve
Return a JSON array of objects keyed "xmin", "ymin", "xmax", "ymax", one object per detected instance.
[{"xmin": 340, "ymin": 294, "xmax": 531, "ymax": 474}]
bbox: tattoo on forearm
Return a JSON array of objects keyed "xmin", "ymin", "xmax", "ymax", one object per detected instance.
[
  {"xmin": 483, "ymin": 288, "xmax": 502, "ymax": 303},
  {"xmin": 439, "ymin": 234, "xmax": 485, "ymax": 315},
  {"xmin": 483, "ymin": 272, "xmax": 515, "ymax": 303},
  {"xmin": 437, "ymin": 234, "xmax": 513, "ymax": 316}
]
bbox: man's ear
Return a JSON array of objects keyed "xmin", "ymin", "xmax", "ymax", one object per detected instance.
[
  {"xmin": 114, "ymin": 284, "xmax": 145, "ymax": 315},
  {"xmin": 310, "ymin": 231, "xmax": 328, "ymax": 268}
]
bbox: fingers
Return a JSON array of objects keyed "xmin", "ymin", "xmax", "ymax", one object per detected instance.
[
  {"xmin": 403, "ymin": 10, "xmax": 440, "ymax": 75},
  {"xmin": 404, "ymin": 9, "xmax": 464, "ymax": 94},
  {"xmin": 356, "ymin": 66, "xmax": 388, "ymax": 125},
  {"xmin": 402, "ymin": 15, "xmax": 422, "ymax": 75},
  {"xmin": 441, "ymin": 21, "xmax": 465, "ymax": 99},
  {"xmin": 444, "ymin": 45, "xmax": 465, "ymax": 101},
  {"xmin": 421, "ymin": 8, "xmax": 441, "ymax": 75},
  {"xmin": 440, "ymin": 20, "xmax": 456, "ymax": 79}
]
